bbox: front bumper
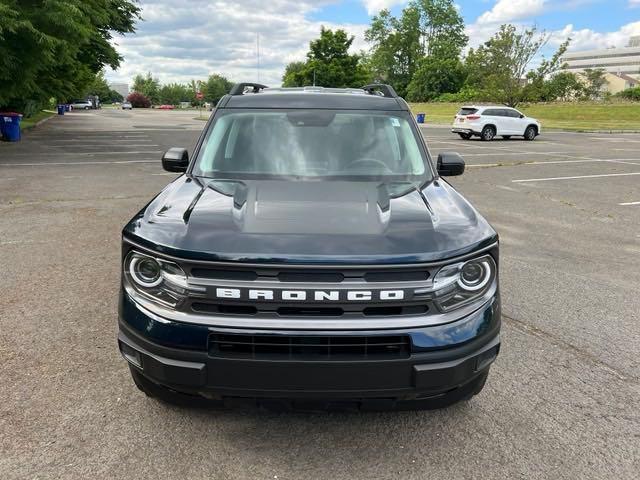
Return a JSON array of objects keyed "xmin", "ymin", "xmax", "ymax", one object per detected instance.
[{"xmin": 118, "ymin": 292, "xmax": 501, "ymax": 402}]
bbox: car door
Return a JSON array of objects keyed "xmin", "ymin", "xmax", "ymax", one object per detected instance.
[
  {"xmin": 508, "ymin": 109, "xmax": 527, "ymax": 134},
  {"xmin": 483, "ymin": 109, "xmax": 506, "ymax": 135}
]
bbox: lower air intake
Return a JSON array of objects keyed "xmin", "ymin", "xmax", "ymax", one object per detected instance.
[{"xmin": 209, "ymin": 333, "xmax": 411, "ymax": 360}]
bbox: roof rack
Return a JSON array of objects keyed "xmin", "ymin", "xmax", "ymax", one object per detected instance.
[
  {"xmin": 229, "ymin": 83, "xmax": 268, "ymax": 95},
  {"xmin": 361, "ymin": 84, "xmax": 398, "ymax": 99}
]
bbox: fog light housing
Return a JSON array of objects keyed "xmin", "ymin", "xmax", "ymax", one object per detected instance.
[{"xmin": 119, "ymin": 341, "xmax": 142, "ymax": 368}]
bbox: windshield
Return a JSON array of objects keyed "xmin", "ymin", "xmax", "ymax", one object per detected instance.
[{"xmin": 193, "ymin": 110, "xmax": 431, "ymax": 181}]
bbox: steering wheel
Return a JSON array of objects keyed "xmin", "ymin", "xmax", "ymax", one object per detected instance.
[{"xmin": 343, "ymin": 158, "xmax": 393, "ymax": 174}]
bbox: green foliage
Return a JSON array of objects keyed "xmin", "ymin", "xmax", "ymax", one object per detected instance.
[
  {"xmin": 132, "ymin": 72, "xmax": 160, "ymax": 104},
  {"xmin": 414, "ymin": 0, "xmax": 467, "ymax": 57},
  {"xmin": 406, "ymin": 56, "xmax": 466, "ymax": 101},
  {"xmin": 582, "ymin": 68, "xmax": 607, "ymax": 100},
  {"xmin": 281, "ymin": 27, "xmax": 371, "ymax": 88},
  {"xmin": 108, "ymin": 90, "xmax": 124, "ymax": 103},
  {"xmin": 282, "ymin": 62, "xmax": 306, "ymax": 87},
  {"xmin": 158, "ymin": 83, "xmax": 192, "ymax": 105},
  {"xmin": 85, "ymin": 71, "xmax": 112, "ymax": 100},
  {"xmin": 365, "ymin": 0, "xmax": 465, "ymax": 97},
  {"xmin": 464, "ymin": 24, "xmax": 551, "ymax": 107},
  {"xmin": 523, "ymin": 71, "xmax": 584, "ymax": 102},
  {"xmin": 617, "ymin": 86, "xmax": 640, "ymax": 101},
  {"xmin": 202, "ymin": 74, "xmax": 233, "ymax": 104},
  {"xmin": 0, "ymin": 0, "xmax": 140, "ymax": 111},
  {"xmin": 365, "ymin": 6, "xmax": 422, "ymax": 97}
]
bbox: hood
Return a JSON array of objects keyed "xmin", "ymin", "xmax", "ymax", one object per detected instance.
[{"xmin": 123, "ymin": 176, "xmax": 497, "ymax": 264}]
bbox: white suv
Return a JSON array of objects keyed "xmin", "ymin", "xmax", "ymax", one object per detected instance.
[{"xmin": 452, "ymin": 106, "xmax": 541, "ymax": 141}]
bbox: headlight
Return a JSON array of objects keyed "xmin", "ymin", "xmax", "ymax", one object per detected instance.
[
  {"xmin": 123, "ymin": 251, "xmax": 200, "ymax": 308},
  {"xmin": 432, "ymin": 255, "xmax": 496, "ymax": 312}
]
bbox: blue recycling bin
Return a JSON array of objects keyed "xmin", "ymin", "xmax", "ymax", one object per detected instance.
[
  {"xmin": 416, "ymin": 113, "xmax": 426, "ymax": 124},
  {"xmin": 65, "ymin": 104, "xmax": 71, "ymax": 112},
  {"xmin": 57, "ymin": 104, "xmax": 65, "ymax": 115},
  {"xmin": 0, "ymin": 113, "xmax": 23, "ymax": 142}
]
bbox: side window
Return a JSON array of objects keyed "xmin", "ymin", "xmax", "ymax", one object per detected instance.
[
  {"xmin": 484, "ymin": 109, "xmax": 499, "ymax": 116},
  {"xmin": 505, "ymin": 109, "xmax": 520, "ymax": 118}
]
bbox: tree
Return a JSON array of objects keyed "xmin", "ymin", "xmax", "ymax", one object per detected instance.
[
  {"xmin": 202, "ymin": 74, "xmax": 233, "ymax": 104},
  {"xmin": 282, "ymin": 27, "xmax": 371, "ymax": 88},
  {"xmin": 132, "ymin": 73, "xmax": 160, "ymax": 104},
  {"xmin": 282, "ymin": 62, "xmax": 306, "ymax": 87},
  {"xmin": 0, "ymin": 1, "xmax": 140, "ymax": 112},
  {"xmin": 407, "ymin": 57, "xmax": 466, "ymax": 101},
  {"xmin": 365, "ymin": 0, "xmax": 466, "ymax": 98},
  {"xmin": 582, "ymin": 68, "xmax": 607, "ymax": 99},
  {"xmin": 85, "ymin": 71, "xmax": 112, "ymax": 100},
  {"xmin": 464, "ymin": 25, "xmax": 555, "ymax": 107},
  {"xmin": 365, "ymin": 7, "xmax": 422, "ymax": 97},
  {"xmin": 108, "ymin": 89, "xmax": 124, "ymax": 103},
  {"xmin": 414, "ymin": 0, "xmax": 467, "ymax": 57},
  {"xmin": 158, "ymin": 83, "xmax": 192, "ymax": 105}
]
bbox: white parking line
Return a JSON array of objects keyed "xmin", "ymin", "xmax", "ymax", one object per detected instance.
[
  {"xmin": 513, "ymin": 172, "xmax": 640, "ymax": 183},
  {"xmin": 619, "ymin": 201, "xmax": 640, "ymax": 206},
  {"xmin": 8, "ymin": 151, "xmax": 162, "ymax": 157},
  {"xmin": 49, "ymin": 144, "xmax": 160, "ymax": 148},
  {"xmin": 0, "ymin": 160, "xmax": 157, "ymax": 166}
]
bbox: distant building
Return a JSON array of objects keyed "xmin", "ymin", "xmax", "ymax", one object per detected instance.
[
  {"xmin": 109, "ymin": 83, "xmax": 130, "ymax": 98},
  {"xmin": 561, "ymin": 39, "xmax": 640, "ymax": 93}
]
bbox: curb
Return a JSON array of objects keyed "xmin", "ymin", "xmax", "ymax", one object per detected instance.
[{"xmin": 22, "ymin": 112, "xmax": 56, "ymax": 133}]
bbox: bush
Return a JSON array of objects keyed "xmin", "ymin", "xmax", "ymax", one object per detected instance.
[
  {"xmin": 126, "ymin": 92, "xmax": 151, "ymax": 108},
  {"xmin": 617, "ymin": 87, "xmax": 640, "ymax": 101},
  {"xmin": 434, "ymin": 86, "xmax": 492, "ymax": 103}
]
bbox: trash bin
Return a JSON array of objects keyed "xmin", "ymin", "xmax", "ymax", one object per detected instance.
[
  {"xmin": 57, "ymin": 104, "xmax": 65, "ymax": 115},
  {"xmin": 65, "ymin": 104, "xmax": 71, "ymax": 112},
  {"xmin": 416, "ymin": 113, "xmax": 426, "ymax": 124},
  {"xmin": 0, "ymin": 113, "xmax": 23, "ymax": 142}
]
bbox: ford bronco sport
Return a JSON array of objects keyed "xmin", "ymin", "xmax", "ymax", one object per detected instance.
[{"xmin": 118, "ymin": 83, "xmax": 501, "ymax": 410}]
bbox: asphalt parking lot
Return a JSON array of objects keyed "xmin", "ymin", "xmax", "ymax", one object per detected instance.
[{"xmin": 1, "ymin": 109, "xmax": 639, "ymax": 479}]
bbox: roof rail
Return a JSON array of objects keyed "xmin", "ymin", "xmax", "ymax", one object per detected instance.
[
  {"xmin": 361, "ymin": 84, "xmax": 398, "ymax": 98},
  {"xmin": 229, "ymin": 83, "xmax": 268, "ymax": 95}
]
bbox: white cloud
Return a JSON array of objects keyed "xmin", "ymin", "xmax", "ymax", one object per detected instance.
[
  {"xmin": 629, "ymin": 0, "xmax": 640, "ymax": 7},
  {"xmin": 105, "ymin": 0, "xmax": 369, "ymax": 87},
  {"xmin": 551, "ymin": 21, "xmax": 640, "ymax": 50},
  {"xmin": 476, "ymin": 0, "xmax": 546, "ymax": 25},
  {"xmin": 361, "ymin": 0, "xmax": 406, "ymax": 15}
]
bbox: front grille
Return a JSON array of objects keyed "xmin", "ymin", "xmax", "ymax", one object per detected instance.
[
  {"xmin": 209, "ymin": 333, "xmax": 411, "ymax": 360},
  {"xmin": 180, "ymin": 261, "xmax": 440, "ymax": 320}
]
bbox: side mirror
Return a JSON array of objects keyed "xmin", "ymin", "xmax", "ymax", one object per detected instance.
[
  {"xmin": 519, "ymin": 114, "xmax": 525, "ymax": 118},
  {"xmin": 162, "ymin": 148, "xmax": 189, "ymax": 173},
  {"xmin": 437, "ymin": 152, "xmax": 465, "ymax": 177}
]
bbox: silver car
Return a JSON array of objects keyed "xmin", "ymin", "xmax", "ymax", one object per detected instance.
[
  {"xmin": 71, "ymin": 100, "xmax": 93, "ymax": 110},
  {"xmin": 122, "ymin": 102, "xmax": 133, "ymax": 110}
]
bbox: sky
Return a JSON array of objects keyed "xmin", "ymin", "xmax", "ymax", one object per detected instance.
[{"xmin": 105, "ymin": 0, "xmax": 640, "ymax": 88}]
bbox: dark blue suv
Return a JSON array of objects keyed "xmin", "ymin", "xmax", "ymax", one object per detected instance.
[{"xmin": 118, "ymin": 84, "xmax": 500, "ymax": 410}]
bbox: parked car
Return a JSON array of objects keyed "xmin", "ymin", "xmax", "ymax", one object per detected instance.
[
  {"xmin": 452, "ymin": 106, "xmax": 541, "ymax": 141},
  {"xmin": 118, "ymin": 83, "xmax": 501, "ymax": 410},
  {"xmin": 70, "ymin": 100, "xmax": 93, "ymax": 110},
  {"xmin": 158, "ymin": 104, "xmax": 175, "ymax": 110},
  {"xmin": 122, "ymin": 102, "xmax": 133, "ymax": 110}
]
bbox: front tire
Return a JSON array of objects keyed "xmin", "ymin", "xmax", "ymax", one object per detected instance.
[
  {"xmin": 524, "ymin": 126, "xmax": 537, "ymax": 140},
  {"xmin": 481, "ymin": 126, "xmax": 496, "ymax": 141},
  {"xmin": 458, "ymin": 133, "xmax": 472, "ymax": 140}
]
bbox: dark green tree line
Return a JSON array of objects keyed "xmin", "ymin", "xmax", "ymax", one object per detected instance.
[{"xmin": 0, "ymin": 0, "xmax": 140, "ymax": 113}]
